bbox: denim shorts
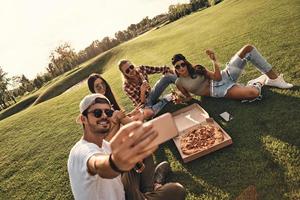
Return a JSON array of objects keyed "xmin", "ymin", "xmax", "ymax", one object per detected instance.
[
  {"xmin": 210, "ymin": 54, "xmax": 244, "ymax": 97},
  {"xmin": 210, "ymin": 48, "xmax": 273, "ymax": 98},
  {"xmin": 210, "ymin": 70, "xmax": 236, "ymax": 98}
]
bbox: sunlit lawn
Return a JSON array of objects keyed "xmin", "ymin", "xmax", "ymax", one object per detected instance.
[{"xmin": 0, "ymin": 0, "xmax": 299, "ymax": 199}]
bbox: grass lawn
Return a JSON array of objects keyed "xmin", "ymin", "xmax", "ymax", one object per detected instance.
[{"xmin": 0, "ymin": 0, "xmax": 299, "ymax": 199}]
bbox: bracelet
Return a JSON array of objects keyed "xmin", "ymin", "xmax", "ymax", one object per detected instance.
[{"xmin": 109, "ymin": 154, "xmax": 125, "ymax": 173}]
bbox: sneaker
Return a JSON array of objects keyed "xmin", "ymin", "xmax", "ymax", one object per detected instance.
[
  {"xmin": 163, "ymin": 93, "xmax": 173, "ymax": 101},
  {"xmin": 153, "ymin": 161, "xmax": 171, "ymax": 185},
  {"xmin": 247, "ymin": 74, "xmax": 267, "ymax": 86},
  {"xmin": 265, "ymin": 74, "xmax": 293, "ymax": 89}
]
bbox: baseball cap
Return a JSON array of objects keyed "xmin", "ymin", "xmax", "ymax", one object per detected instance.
[
  {"xmin": 76, "ymin": 93, "xmax": 111, "ymax": 123},
  {"xmin": 171, "ymin": 54, "xmax": 186, "ymax": 65}
]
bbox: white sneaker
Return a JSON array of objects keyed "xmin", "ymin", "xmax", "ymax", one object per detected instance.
[
  {"xmin": 163, "ymin": 93, "xmax": 173, "ymax": 101},
  {"xmin": 265, "ymin": 74, "xmax": 293, "ymax": 89},
  {"xmin": 247, "ymin": 74, "xmax": 267, "ymax": 86}
]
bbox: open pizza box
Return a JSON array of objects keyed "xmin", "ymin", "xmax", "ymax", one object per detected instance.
[{"xmin": 172, "ymin": 103, "xmax": 233, "ymax": 163}]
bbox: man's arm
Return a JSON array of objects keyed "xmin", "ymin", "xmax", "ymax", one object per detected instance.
[
  {"xmin": 139, "ymin": 81, "xmax": 150, "ymax": 104},
  {"xmin": 124, "ymin": 85, "xmax": 141, "ymax": 106},
  {"xmin": 87, "ymin": 154, "xmax": 119, "ymax": 178},
  {"xmin": 140, "ymin": 65, "xmax": 174, "ymax": 75},
  {"xmin": 87, "ymin": 122, "xmax": 158, "ymax": 179}
]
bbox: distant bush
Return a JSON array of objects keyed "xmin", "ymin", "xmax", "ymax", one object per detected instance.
[
  {"xmin": 168, "ymin": 0, "xmax": 211, "ymax": 22},
  {"xmin": 32, "ymin": 51, "xmax": 113, "ymax": 106},
  {"xmin": 0, "ymin": 94, "xmax": 39, "ymax": 121},
  {"xmin": 209, "ymin": 0, "xmax": 222, "ymax": 6}
]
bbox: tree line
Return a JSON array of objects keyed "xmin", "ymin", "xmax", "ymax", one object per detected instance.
[{"xmin": 0, "ymin": 0, "xmax": 222, "ymax": 111}]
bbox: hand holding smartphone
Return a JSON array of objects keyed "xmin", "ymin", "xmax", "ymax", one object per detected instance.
[{"xmin": 139, "ymin": 113, "xmax": 179, "ymax": 151}]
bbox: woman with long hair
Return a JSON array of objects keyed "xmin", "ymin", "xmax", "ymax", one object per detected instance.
[
  {"xmin": 172, "ymin": 44, "xmax": 293, "ymax": 102},
  {"xmin": 87, "ymin": 73, "xmax": 121, "ymax": 110},
  {"xmin": 87, "ymin": 73, "xmax": 138, "ymax": 141}
]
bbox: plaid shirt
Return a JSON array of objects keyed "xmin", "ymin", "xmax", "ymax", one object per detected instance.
[{"xmin": 123, "ymin": 65, "xmax": 174, "ymax": 106}]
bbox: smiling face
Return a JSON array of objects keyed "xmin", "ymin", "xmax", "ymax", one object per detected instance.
[
  {"xmin": 82, "ymin": 103, "xmax": 112, "ymax": 135},
  {"xmin": 93, "ymin": 78, "xmax": 106, "ymax": 94},
  {"xmin": 120, "ymin": 61, "xmax": 137, "ymax": 78},
  {"xmin": 174, "ymin": 60, "xmax": 188, "ymax": 77}
]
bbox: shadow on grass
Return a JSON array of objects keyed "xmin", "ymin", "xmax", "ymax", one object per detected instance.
[
  {"xmin": 0, "ymin": 94, "xmax": 39, "ymax": 121},
  {"xmin": 32, "ymin": 51, "xmax": 113, "ymax": 106},
  {"xmin": 154, "ymin": 86, "xmax": 299, "ymax": 199}
]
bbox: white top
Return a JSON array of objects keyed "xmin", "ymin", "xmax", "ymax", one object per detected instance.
[{"xmin": 67, "ymin": 139, "xmax": 125, "ymax": 200}]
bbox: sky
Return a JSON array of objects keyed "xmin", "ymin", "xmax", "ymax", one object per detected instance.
[{"xmin": 0, "ymin": 0, "xmax": 189, "ymax": 79}]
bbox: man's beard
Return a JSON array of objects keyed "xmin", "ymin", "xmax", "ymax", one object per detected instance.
[{"xmin": 89, "ymin": 118, "xmax": 111, "ymax": 135}]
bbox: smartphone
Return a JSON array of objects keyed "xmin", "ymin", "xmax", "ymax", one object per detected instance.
[{"xmin": 141, "ymin": 113, "xmax": 179, "ymax": 150}]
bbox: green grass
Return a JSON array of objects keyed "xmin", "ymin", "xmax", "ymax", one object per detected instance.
[
  {"xmin": 0, "ymin": 0, "xmax": 300, "ymax": 199},
  {"xmin": 0, "ymin": 50, "xmax": 113, "ymax": 120},
  {"xmin": 32, "ymin": 51, "xmax": 113, "ymax": 106}
]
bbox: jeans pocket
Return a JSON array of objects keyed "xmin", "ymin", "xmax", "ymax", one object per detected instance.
[{"xmin": 213, "ymin": 80, "xmax": 225, "ymax": 87}]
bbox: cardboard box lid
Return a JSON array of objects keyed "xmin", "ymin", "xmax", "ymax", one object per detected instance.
[{"xmin": 172, "ymin": 104, "xmax": 209, "ymax": 133}]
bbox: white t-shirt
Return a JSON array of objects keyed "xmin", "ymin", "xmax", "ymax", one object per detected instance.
[{"xmin": 67, "ymin": 139, "xmax": 125, "ymax": 200}]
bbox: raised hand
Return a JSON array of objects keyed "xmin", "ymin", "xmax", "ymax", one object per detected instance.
[
  {"xmin": 110, "ymin": 121, "xmax": 158, "ymax": 172},
  {"xmin": 206, "ymin": 49, "xmax": 217, "ymax": 61},
  {"xmin": 110, "ymin": 110, "xmax": 125, "ymax": 125},
  {"xmin": 141, "ymin": 81, "xmax": 151, "ymax": 93}
]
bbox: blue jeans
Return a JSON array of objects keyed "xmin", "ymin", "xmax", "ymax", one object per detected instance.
[
  {"xmin": 145, "ymin": 74, "xmax": 177, "ymax": 115},
  {"xmin": 211, "ymin": 47, "xmax": 272, "ymax": 97}
]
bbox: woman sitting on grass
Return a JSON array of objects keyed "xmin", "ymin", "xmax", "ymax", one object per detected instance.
[
  {"xmin": 87, "ymin": 73, "xmax": 141, "ymax": 140},
  {"xmin": 172, "ymin": 44, "xmax": 293, "ymax": 102}
]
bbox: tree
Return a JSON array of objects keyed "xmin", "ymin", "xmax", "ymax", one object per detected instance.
[
  {"xmin": 127, "ymin": 24, "xmax": 138, "ymax": 37},
  {"xmin": 33, "ymin": 75, "xmax": 43, "ymax": 89},
  {"xmin": 18, "ymin": 74, "xmax": 34, "ymax": 92},
  {"xmin": 48, "ymin": 42, "xmax": 78, "ymax": 77},
  {"xmin": 0, "ymin": 66, "xmax": 16, "ymax": 109},
  {"xmin": 190, "ymin": 0, "xmax": 208, "ymax": 11},
  {"xmin": 115, "ymin": 31, "xmax": 126, "ymax": 43}
]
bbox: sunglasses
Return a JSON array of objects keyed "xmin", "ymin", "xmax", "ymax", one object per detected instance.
[
  {"xmin": 175, "ymin": 62, "xmax": 187, "ymax": 70},
  {"xmin": 88, "ymin": 109, "xmax": 114, "ymax": 118},
  {"xmin": 125, "ymin": 65, "xmax": 134, "ymax": 74}
]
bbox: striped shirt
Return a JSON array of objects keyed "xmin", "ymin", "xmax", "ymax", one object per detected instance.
[{"xmin": 123, "ymin": 65, "xmax": 173, "ymax": 106}]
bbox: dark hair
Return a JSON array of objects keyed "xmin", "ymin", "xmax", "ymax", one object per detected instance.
[
  {"xmin": 171, "ymin": 53, "xmax": 207, "ymax": 79},
  {"xmin": 87, "ymin": 73, "xmax": 121, "ymax": 110},
  {"xmin": 118, "ymin": 59, "xmax": 131, "ymax": 81},
  {"xmin": 118, "ymin": 59, "xmax": 129, "ymax": 70}
]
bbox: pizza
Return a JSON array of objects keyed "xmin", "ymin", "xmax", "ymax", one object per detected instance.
[{"xmin": 180, "ymin": 124, "xmax": 224, "ymax": 155}]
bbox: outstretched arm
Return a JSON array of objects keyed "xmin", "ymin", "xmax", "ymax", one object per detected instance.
[
  {"xmin": 140, "ymin": 65, "xmax": 174, "ymax": 75},
  {"xmin": 205, "ymin": 49, "xmax": 222, "ymax": 81},
  {"xmin": 87, "ymin": 122, "xmax": 158, "ymax": 179}
]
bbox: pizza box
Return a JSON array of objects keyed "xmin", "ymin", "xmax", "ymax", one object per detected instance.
[{"xmin": 172, "ymin": 103, "xmax": 233, "ymax": 163}]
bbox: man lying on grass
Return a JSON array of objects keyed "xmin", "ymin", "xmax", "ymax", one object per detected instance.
[
  {"xmin": 119, "ymin": 59, "xmax": 177, "ymax": 120},
  {"xmin": 67, "ymin": 93, "xmax": 186, "ymax": 200}
]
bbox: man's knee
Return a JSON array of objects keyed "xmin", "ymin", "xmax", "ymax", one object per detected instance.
[
  {"xmin": 143, "ymin": 108, "xmax": 154, "ymax": 120},
  {"xmin": 162, "ymin": 183, "xmax": 186, "ymax": 200},
  {"xmin": 161, "ymin": 74, "xmax": 177, "ymax": 84}
]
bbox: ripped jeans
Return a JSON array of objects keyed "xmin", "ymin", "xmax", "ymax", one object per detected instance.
[{"xmin": 211, "ymin": 47, "xmax": 272, "ymax": 98}]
